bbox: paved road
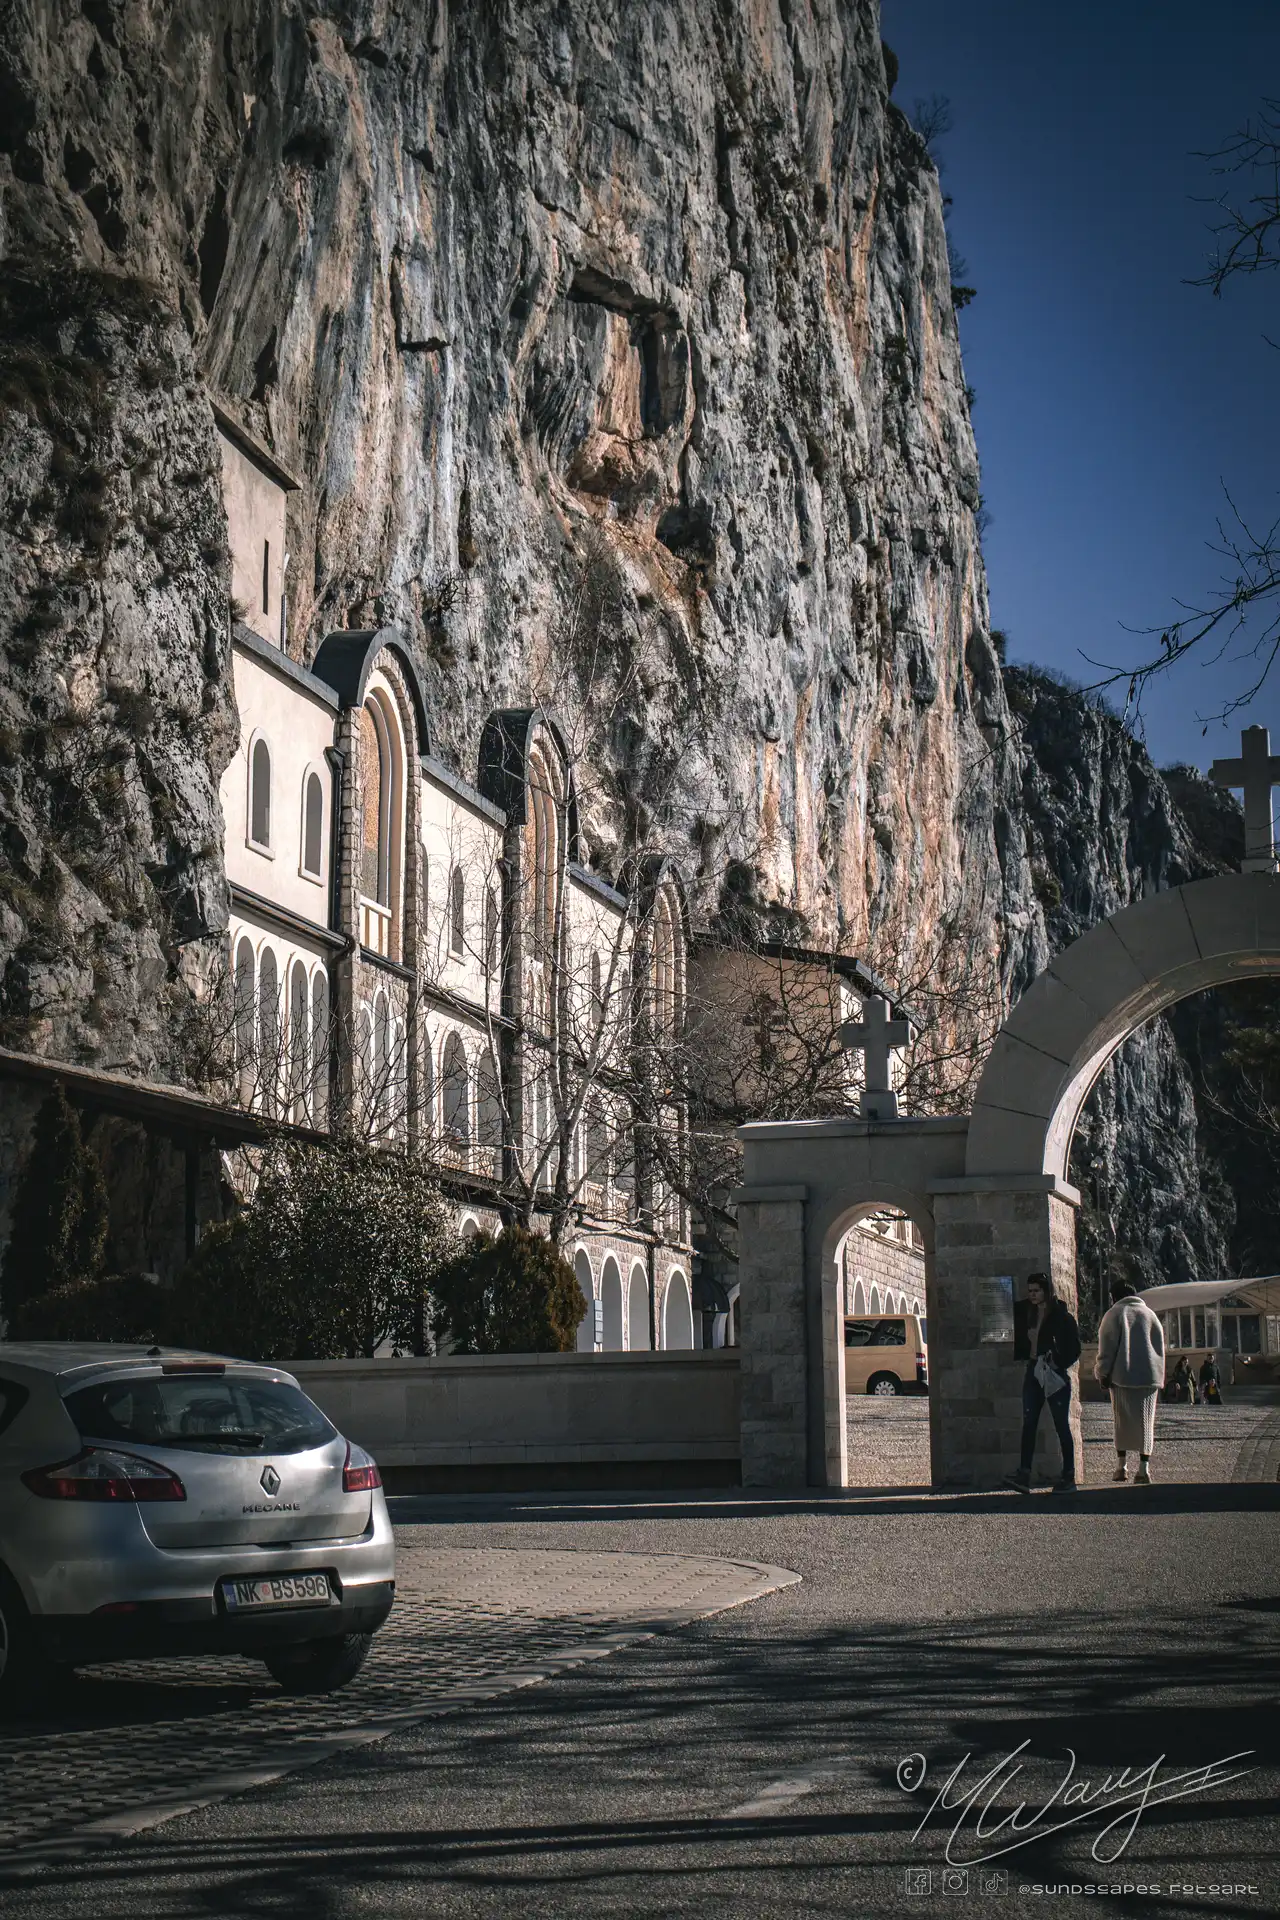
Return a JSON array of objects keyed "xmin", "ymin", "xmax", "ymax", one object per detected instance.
[
  {"xmin": 845, "ymin": 1391, "xmax": 1280, "ymax": 1488},
  {"xmin": 3, "ymin": 1399, "xmax": 1278, "ymax": 1917}
]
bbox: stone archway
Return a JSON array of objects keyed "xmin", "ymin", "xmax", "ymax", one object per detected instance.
[{"xmin": 735, "ymin": 873, "xmax": 1280, "ymax": 1490}]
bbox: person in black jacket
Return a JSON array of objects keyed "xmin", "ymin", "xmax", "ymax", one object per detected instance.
[{"xmin": 1005, "ymin": 1271, "xmax": 1082, "ymax": 1495}]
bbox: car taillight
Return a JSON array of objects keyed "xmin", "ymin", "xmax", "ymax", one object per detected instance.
[
  {"xmin": 22, "ymin": 1447, "xmax": 187, "ymax": 1503},
  {"xmin": 342, "ymin": 1443, "xmax": 381, "ymax": 1492}
]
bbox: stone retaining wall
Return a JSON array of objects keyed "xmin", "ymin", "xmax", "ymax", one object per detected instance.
[{"xmin": 290, "ymin": 1349, "xmax": 741, "ymax": 1492}]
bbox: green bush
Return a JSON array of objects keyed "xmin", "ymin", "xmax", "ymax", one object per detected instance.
[
  {"xmin": 431, "ymin": 1225, "xmax": 587, "ymax": 1355},
  {"xmin": 168, "ymin": 1135, "xmax": 459, "ymax": 1361},
  {"xmin": 11, "ymin": 1270, "xmax": 173, "ymax": 1344},
  {"xmin": 1, "ymin": 1085, "xmax": 108, "ymax": 1324}
]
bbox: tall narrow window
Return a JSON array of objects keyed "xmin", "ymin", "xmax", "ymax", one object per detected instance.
[
  {"xmin": 450, "ymin": 866, "xmax": 466, "ymax": 957},
  {"xmin": 234, "ymin": 936, "xmax": 255, "ymax": 1105},
  {"xmin": 257, "ymin": 947, "xmax": 279, "ymax": 1114},
  {"xmin": 302, "ymin": 771, "xmax": 323, "ymax": 879},
  {"xmin": 289, "ymin": 960, "xmax": 309, "ymax": 1120},
  {"xmin": 359, "ymin": 706, "xmax": 390, "ymax": 905},
  {"xmin": 249, "ymin": 738, "xmax": 271, "ymax": 850},
  {"xmin": 477, "ymin": 1054, "xmax": 502, "ymax": 1175},
  {"xmin": 423, "ymin": 1030, "xmax": 436, "ymax": 1140},
  {"xmin": 310, "ymin": 971, "xmax": 329, "ymax": 1129},
  {"xmin": 373, "ymin": 992, "xmax": 390, "ymax": 1127},
  {"xmin": 590, "ymin": 951, "xmax": 604, "ymax": 1029},
  {"xmin": 442, "ymin": 1033, "xmax": 470, "ymax": 1145},
  {"xmin": 586, "ymin": 1097, "xmax": 610, "ymax": 1188},
  {"xmin": 484, "ymin": 885, "xmax": 499, "ymax": 976},
  {"xmin": 262, "ymin": 539, "xmax": 271, "ymax": 615}
]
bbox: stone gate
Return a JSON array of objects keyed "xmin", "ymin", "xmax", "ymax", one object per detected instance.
[{"xmin": 734, "ymin": 872, "xmax": 1280, "ymax": 1488}]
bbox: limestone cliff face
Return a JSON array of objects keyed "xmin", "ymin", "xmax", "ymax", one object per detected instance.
[{"xmin": 0, "ymin": 0, "xmax": 1026, "ymax": 1072}]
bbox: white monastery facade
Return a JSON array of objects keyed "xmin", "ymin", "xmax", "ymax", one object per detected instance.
[{"xmin": 213, "ymin": 409, "xmax": 917, "ymax": 1354}]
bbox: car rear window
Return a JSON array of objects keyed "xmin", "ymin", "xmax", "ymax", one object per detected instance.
[
  {"xmin": 0, "ymin": 1379, "xmax": 31, "ymax": 1438},
  {"xmin": 63, "ymin": 1374, "xmax": 338, "ymax": 1455}
]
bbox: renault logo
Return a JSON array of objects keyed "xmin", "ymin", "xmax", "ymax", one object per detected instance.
[{"xmin": 260, "ymin": 1465, "xmax": 281, "ymax": 1497}]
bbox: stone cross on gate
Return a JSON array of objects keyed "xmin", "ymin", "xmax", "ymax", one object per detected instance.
[
  {"xmin": 1210, "ymin": 725, "xmax": 1280, "ymax": 872},
  {"xmin": 837, "ymin": 994, "xmax": 917, "ymax": 1121}
]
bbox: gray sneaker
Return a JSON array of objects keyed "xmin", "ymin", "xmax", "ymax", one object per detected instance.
[{"xmin": 1134, "ymin": 1462, "xmax": 1152, "ymax": 1485}]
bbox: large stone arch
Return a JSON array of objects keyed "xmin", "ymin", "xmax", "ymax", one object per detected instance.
[
  {"xmin": 967, "ymin": 874, "xmax": 1280, "ymax": 1182},
  {"xmin": 735, "ymin": 873, "xmax": 1280, "ymax": 1491}
]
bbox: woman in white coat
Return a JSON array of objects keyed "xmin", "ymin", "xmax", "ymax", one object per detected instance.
[{"xmin": 1095, "ymin": 1279, "xmax": 1166, "ymax": 1484}]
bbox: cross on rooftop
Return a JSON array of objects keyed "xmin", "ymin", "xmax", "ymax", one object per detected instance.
[
  {"xmin": 1210, "ymin": 724, "xmax": 1280, "ymax": 872},
  {"xmin": 838, "ymin": 994, "xmax": 917, "ymax": 1121}
]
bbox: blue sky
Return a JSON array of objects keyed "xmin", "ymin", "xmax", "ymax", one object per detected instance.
[{"xmin": 879, "ymin": 0, "xmax": 1280, "ymax": 772}]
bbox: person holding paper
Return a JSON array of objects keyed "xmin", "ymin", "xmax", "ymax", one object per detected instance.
[{"xmin": 1006, "ymin": 1271, "xmax": 1081, "ymax": 1495}]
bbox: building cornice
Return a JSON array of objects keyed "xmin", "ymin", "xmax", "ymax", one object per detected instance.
[
  {"xmin": 230, "ymin": 883, "xmax": 348, "ymax": 955},
  {"xmin": 232, "ymin": 624, "xmax": 339, "ymax": 711}
]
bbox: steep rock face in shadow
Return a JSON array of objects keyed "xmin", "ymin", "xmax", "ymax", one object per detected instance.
[
  {"xmin": 0, "ymin": 0, "xmax": 1031, "ymax": 1077},
  {"xmin": 1002, "ymin": 667, "xmax": 1243, "ymax": 1313}
]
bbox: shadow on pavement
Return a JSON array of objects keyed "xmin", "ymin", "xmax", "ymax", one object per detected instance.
[{"xmin": 4, "ymin": 1602, "xmax": 1277, "ymax": 1917}]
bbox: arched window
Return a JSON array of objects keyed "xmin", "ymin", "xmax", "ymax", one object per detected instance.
[
  {"xmin": 373, "ymin": 992, "xmax": 390, "ymax": 1127},
  {"xmin": 423, "ymin": 1028, "xmax": 437, "ymax": 1139},
  {"xmin": 585, "ymin": 1096, "xmax": 610, "ymax": 1188},
  {"xmin": 450, "ymin": 866, "xmax": 466, "ymax": 957},
  {"xmin": 234, "ymin": 935, "xmax": 255, "ymax": 1105},
  {"xmin": 248, "ymin": 737, "xmax": 272, "ymax": 850},
  {"xmin": 477, "ymin": 1053, "xmax": 502, "ymax": 1174},
  {"xmin": 526, "ymin": 742, "xmax": 564, "ymax": 960},
  {"xmin": 663, "ymin": 1270, "xmax": 694, "ymax": 1350},
  {"xmin": 442, "ymin": 1033, "xmax": 470, "ymax": 1145},
  {"xmin": 869, "ymin": 1286, "xmax": 882, "ymax": 1315},
  {"xmin": 358, "ymin": 1006, "xmax": 372, "ymax": 1121},
  {"xmin": 651, "ymin": 888, "xmax": 682, "ymax": 1035},
  {"xmin": 359, "ymin": 704, "xmax": 391, "ymax": 906},
  {"xmin": 485, "ymin": 885, "xmax": 499, "ymax": 977},
  {"xmin": 301, "ymin": 770, "xmax": 324, "ymax": 879},
  {"xmin": 288, "ymin": 960, "xmax": 309, "ymax": 1120},
  {"xmin": 590, "ymin": 951, "xmax": 604, "ymax": 1029},
  {"xmin": 628, "ymin": 1265, "xmax": 650, "ymax": 1351},
  {"xmin": 310, "ymin": 970, "xmax": 329, "ymax": 1129},
  {"xmin": 257, "ymin": 946, "xmax": 279, "ymax": 1114},
  {"xmin": 852, "ymin": 1278, "xmax": 867, "ymax": 1316},
  {"xmin": 574, "ymin": 1249, "xmax": 595, "ymax": 1352},
  {"xmin": 600, "ymin": 1257, "xmax": 623, "ymax": 1351},
  {"xmin": 388, "ymin": 1017, "xmax": 407, "ymax": 1139}
]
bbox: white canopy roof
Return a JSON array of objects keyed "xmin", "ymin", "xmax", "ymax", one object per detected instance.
[{"xmin": 1139, "ymin": 1277, "xmax": 1280, "ymax": 1314}]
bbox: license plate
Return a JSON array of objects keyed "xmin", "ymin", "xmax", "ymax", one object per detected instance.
[{"xmin": 221, "ymin": 1573, "xmax": 334, "ymax": 1611}]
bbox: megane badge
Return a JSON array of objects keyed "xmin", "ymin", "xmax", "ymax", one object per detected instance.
[{"xmin": 260, "ymin": 1465, "xmax": 281, "ymax": 1497}]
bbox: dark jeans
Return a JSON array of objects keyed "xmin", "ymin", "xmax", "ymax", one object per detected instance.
[{"xmin": 1020, "ymin": 1364, "xmax": 1075, "ymax": 1481}]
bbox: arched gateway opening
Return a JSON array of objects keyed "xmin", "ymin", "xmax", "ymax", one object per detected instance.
[{"xmin": 735, "ymin": 872, "xmax": 1280, "ymax": 1490}]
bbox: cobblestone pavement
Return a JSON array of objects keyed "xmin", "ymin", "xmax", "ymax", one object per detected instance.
[
  {"xmin": 0, "ymin": 1549, "xmax": 797, "ymax": 1873},
  {"xmin": 845, "ymin": 1390, "xmax": 1280, "ymax": 1486}
]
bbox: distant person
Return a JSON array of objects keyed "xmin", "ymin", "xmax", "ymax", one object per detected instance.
[
  {"xmin": 1168, "ymin": 1355, "xmax": 1194, "ymax": 1404},
  {"xmin": 1199, "ymin": 1352, "xmax": 1223, "ymax": 1406},
  {"xmin": 1096, "ymin": 1280, "xmax": 1166, "ymax": 1484},
  {"xmin": 1006, "ymin": 1271, "xmax": 1081, "ymax": 1495}
]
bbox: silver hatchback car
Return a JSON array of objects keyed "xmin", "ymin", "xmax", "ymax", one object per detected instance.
[{"xmin": 0, "ymin": 1344, "xmax": 395, "ymax": 1707}]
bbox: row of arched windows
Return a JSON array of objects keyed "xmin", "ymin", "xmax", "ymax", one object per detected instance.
[
  {"xmin": 848, "ymin": 1279, "xmax": 924, "ymax": 1318},
  {"xmin": 572, "ymin": 1251, "xmax": 693, "ymax": 1352},
  {"xmin": 247, "ymin": 737, "xmax": 325, "ymax": 881},
  {"xmin": 233, "ymin": 935, "xmax": 329, "ymax": 1124}
]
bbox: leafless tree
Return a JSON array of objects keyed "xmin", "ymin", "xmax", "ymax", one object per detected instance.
[{"xmin": 1086, "ymin": 101, "xmax": 1280, "ymax": 719}]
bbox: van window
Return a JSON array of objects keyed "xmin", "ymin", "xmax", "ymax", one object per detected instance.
[
  {"xmin": 845, "ymin": 1318, "xmax": 907, "ymax": 1348},
  {"xmin": 919, "ymin": 1319, "xmax": 928, "ymax": 1346}
]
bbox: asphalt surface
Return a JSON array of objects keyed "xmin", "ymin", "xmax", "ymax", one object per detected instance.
[{"xmin": 3, "ymin": 1471, "xmax": 1278, "ymax": 1920}]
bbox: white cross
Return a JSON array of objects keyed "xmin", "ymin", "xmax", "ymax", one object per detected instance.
[
  {"xmin": 1209, "ymin": 724, "xmax": 1280, "ymax": 872},
  {"xmin": 838, "ymin": 994, "xmax": 917, "ymax": 1121}
]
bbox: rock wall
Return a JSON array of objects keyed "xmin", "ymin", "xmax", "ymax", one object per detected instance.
[{"xmin": 0, "ymin": 0, "xmax": 1029, "ymax": 1075}]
